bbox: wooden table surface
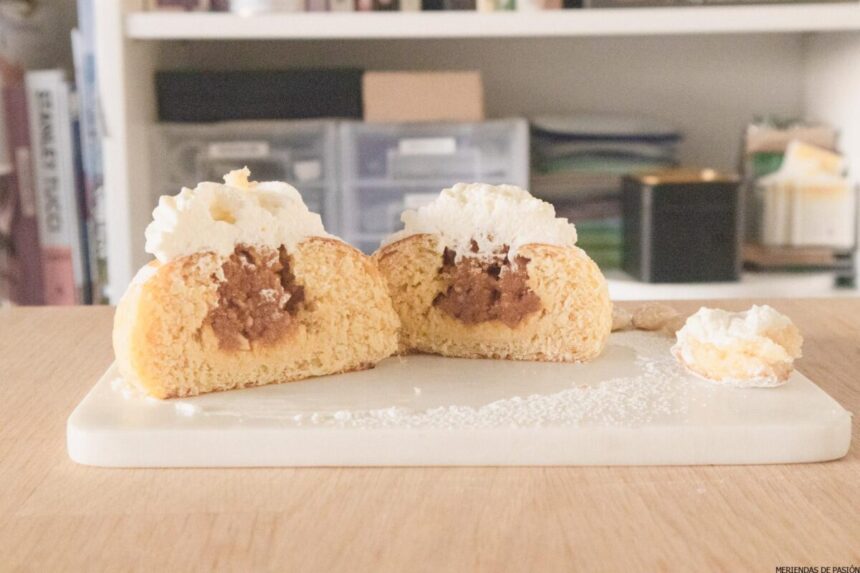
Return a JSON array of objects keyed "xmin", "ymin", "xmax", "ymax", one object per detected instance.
[{"xmin": 1, "ymin": 299, "xmax": 858, "ymax": 572}]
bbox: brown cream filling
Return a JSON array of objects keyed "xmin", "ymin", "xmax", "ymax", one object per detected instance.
[
  {"xmin": 433, "ymin": 242, "xmax": 541, "ymax": 328},
  {"xmin": 206, "ymin": 245, "xmax": 304, "ymax": 350}
]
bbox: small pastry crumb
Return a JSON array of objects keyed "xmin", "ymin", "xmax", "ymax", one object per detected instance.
[
  {"xmin": 611, "ymin": 305, "xmax": 634, "ymax": 332},
  {"xmin": 632, "ymin": 303, "xmax": 680, "ymax": 331}
]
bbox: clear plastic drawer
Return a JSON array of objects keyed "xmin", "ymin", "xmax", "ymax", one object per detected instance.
[
  {"xmin": 339, "ymin": 119, "xmax": 529, "ymax": 253},
  {"xmin": 150, "ymin": 120, "xmax": 340, "ymax": 232}
]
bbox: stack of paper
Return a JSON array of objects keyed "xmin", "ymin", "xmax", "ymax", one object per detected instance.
[{"xmin": 530, "ymin": 114, "xmax": 681, "ymax": 268}]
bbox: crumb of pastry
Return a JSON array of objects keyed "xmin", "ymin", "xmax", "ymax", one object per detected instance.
[
  {"xmin": 632, "ymin": 303, "xmax": 680, "ymax": 331},
  {"xmin": 611, "ymin": 305, "xmax": 634, "ymax": 332}
]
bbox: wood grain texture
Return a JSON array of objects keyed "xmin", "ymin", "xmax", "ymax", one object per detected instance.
[{"xmin": 0, "ymin": 300, "xmax": 858, "ymax": 572}]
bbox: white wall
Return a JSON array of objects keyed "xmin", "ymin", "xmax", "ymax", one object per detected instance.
[
  {"xmin": 804, "ymin": 32, "xmax": 860, "ymax": 181},
  {"xmin": 163, "ymin": 33, "xmax": 806, "ymax": 170},
  {"xmin": 804, "ymin": 32, "xmax": 860, "ymax": 266}
]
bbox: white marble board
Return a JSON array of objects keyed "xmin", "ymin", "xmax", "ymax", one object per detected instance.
[{"xmin": 67, "ymin": 331, "xmax": 852, "ymax": 467}]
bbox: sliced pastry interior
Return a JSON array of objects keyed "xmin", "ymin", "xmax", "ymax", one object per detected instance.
[
  {"xmin": 114, "ymin": 168, "xmax": 400, "ymax": 398},
  {"xmin": 671, "ymin": 305, "xmax": 803, "ymax": 388},
  {"xmin": 374, "ymin": 182, "xmax": 612, "ymax": 362}
]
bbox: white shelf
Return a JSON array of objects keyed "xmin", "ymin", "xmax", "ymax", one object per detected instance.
[
  {"xmin": 126, "ymin": 4, "xmax": 860, "ymax": 40},
  {"xmin": 606, "ymin": 271, "xmax": 847, "ymax": 300}
]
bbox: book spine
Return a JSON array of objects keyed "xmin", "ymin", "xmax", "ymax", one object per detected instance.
[
  {"xmin": 0, "ymin": 80, "xmax": 13, "ymax": 306},
  {"xmin": 25, "ymin": 70, "xmax": 85, "ymax": 305},
  {"xmin": 146, "ymin": 0, "xmax": 211, "ymax": 10},
  {"xmin": 443, "ymin": 0, "xmax": 476, "ymax": 9},
  {"xmin": 329, "ymin": 0, "xmax": 355, "ymax": 10},
  {"xmin": 0, "ymin": 172, "xmax": 14, "ymax": 306},
  {"xmin": 3, "ymin": 84, "xmax": 44, "ymax": 305},
  {"xmin": 399, "ymin": 0, "xmax": 421, "ymax": 9},
  {"xmin": 72, "ymin": 23, "xmax": 109, "ymax": 304},
  {"xmin": 70, "ymin": 99, "xmax": 93, "ymax": 304},
  {"xmin": 306, "ymin": 0, "xmax": 330, "ymax": 10}
]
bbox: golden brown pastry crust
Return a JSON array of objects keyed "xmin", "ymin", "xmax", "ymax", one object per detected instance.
[
  {"xmin": 374, "ymin": 234, "xmax": 612, "ymax": 362},
  {"xmin": 114, "ymin": 237, "xmax": 400, "ymax": 398}
]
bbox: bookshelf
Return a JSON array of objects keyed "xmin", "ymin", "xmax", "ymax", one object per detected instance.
[{"xmin": 96, "ymin": 0, "xmax": 860, "ymax": 301}]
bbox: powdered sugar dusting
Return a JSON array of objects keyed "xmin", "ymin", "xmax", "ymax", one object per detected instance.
[
  {"xmin": 305, "ymin": 333, "xmax": 687, "ymax": 429},
  {"xmin": 109, "ymin": 377, "xmax": 160, "ymax": 404},
  {"xmin": 163, "ymin": 331, "xmax": 696, "ymax": 429}
]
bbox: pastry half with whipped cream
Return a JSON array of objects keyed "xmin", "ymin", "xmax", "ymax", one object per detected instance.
[
  {"xmin": 113, "ymin": 168, "xmax": 399, "ymax": 398},
  {"xmin": 671, "ymin": 305, "xmax": 803, "ymax": 388},
  {"xmin": 374, "ymin": 183, "xmax": 612, "ymax": 362}
]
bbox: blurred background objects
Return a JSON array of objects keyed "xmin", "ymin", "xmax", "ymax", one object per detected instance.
[{"xmin": 0, "ymin": 0, "xmax": 858, "ymax": 305}]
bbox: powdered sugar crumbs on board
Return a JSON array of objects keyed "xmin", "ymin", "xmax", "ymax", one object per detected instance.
[{"xmin": 141, "ymin": 331, "xmax": 705, "ymax": 429}]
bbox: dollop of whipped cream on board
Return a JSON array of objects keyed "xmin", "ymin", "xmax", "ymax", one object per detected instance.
[
  {"xmin": 145, "ymin": 168, "xmax": 330, "ymax": 263},
  {"xmin": 672, "ymin": 305, "xmax": 803, "ymax": 388},
  {"xmin": 382, "ymin": 182, "xmax": 578, "ymax": 259},
  {"xmin": 675, "ymin": 305, "xmax": 798, "ymax": 349}
]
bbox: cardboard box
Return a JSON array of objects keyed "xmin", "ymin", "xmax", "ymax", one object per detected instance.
[{"xmin": 363, "ymin": 71, "xmax": 484, "ymax": 123}]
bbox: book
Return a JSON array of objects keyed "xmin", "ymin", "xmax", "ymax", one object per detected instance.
[
  {"xmin": 73, "ymin": 6, "xmax": 109, "ymax": 303},
  {"xmin": 156, "ymin": 70, "xmax": 364, "ymax": 122},
  {"xmin": 70, "ymin": 97, "xmax": 93, "ymax": 304},
  {"xmin": 444, "ymin": 0, "xmax": 476, "ymax": 8},
  {"xmin": 0, "ymin": 98, "xmax": 13, "ymax": 305},
  {"xmin": 330, "ymin": 0, "xmax": 355, "ymax": 10},
  {"xmin": 146, "ymin": 0, "xmax": 210, "ymax": 9},
  {"xmin": 2, "ymin": 82, "xmax": 44, "ymax": 305},
  {"xmin": 586, "ymin": 0, "xmax": 849, "ymax": 6},
  {"xmin": 25, "ymin": 70, "xmax": 86, "ymax": 305},
  {"xmin": 0, "ymin": 79, "xmax": 11, "ymax": 304}
]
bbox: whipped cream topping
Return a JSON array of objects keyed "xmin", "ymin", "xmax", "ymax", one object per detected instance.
[
  {"xmin": 383, "ymin": 182, "xmax": 578, "ymax": 259},
  {"xmin": 675, "ymin": 305, "xmax": 796, "ymax": 349},
  {"xmin": 144, "ymin": 168, "xmax": 329, "ymax": 263}
]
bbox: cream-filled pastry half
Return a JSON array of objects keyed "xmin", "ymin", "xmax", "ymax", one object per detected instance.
[
  {"xmin": 374, "ymin": 183, "xmax": 612, "ymax": 362},
  {"xmin": 114, "ymin": 168, "xmax": 399, "ymax": 398}
]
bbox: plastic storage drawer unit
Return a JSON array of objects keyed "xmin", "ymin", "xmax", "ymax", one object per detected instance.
[
  {"xmin": 150, "ymin": 120, "xmax": 340, "ymax": 232},
  {"xmin": 339, "ymin": 119, "xmax": 529, "ymax": 253}
]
